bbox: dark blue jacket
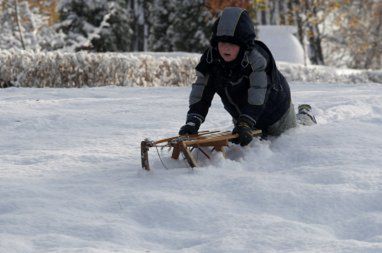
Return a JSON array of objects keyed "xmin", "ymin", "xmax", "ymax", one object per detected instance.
[{"xmin": 186, "ymin": 8, "xmax": 291, "ymax": 130}]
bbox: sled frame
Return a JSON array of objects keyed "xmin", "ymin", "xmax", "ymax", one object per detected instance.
[{"xmin": 141, "ymin": 130, "xmax": 262, "ymax": 170}]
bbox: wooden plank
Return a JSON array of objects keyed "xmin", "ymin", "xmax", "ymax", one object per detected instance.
[
  {"xmin": 171, "ymin": 144, "xmax": 181, "ymax": 159},
  {"xmin": 188, "ymin": 139, "xmax": 229, "ymax": 148},
  {"xmin": 180, "ymin": 141, "xmax": 197, "ymax": 168},
  {"xmin": 190, "ymin": 131, "xmax": 232, "ymax": 141},
  {"xmin": 183, "ymin": 133, "xmax": 238, "ymax": 146},
  {"xmin": 141, "ymin": 141, "xmax": 150, "ymax": 171},
  {"xmin": 184, "ymin": 129, "xmax": 262, "ymax": 146},
  {"xmin": 159, "ymin": 131, "xmax": 218, "ymax": 145}
]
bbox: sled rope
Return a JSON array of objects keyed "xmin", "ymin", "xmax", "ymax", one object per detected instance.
[{"xmin": 154, "ymin": 145, "xmax": 170, "ymax": 170}]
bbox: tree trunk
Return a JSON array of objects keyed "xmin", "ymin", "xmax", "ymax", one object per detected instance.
[
  {"xmin": 311, "ymin": 3, "xmax": 324, "ymax": 64},
  {"xmin": 278, "ymin": 0, "xmax": 286, "ymax": 25},
  {"xmin": 286, "ymin": 0, "xmax": 294, "ymax": 25},
  {"xmin": 292, "ymin": 0, "xmax": 307, "ymax": 65},
  {"xmin": 14, "ymin": 0, "xmax": 25, "ymax": 50},
  {"xmin": 293, "ymin": 0, "xmax": 304, "ymax": 45},
  {"xmin": 269, "ymin": 0, "xmax": 276, "ymax": 25},
  {"xmin": 261, "ymin": 9, "xmax": 267, "ymax": 25},
  {"xmin": 302, "ymin": 0, "xmax": 324, "ymax": 65}
]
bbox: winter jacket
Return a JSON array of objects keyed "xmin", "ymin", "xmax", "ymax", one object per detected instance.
[{"xmin": 186, "ymin": 7, "xmax": 291, "ymax": 131}]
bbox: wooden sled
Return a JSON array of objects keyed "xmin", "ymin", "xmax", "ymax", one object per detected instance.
[{"xmin": 141, "ymin": 129, "xmax": 262, "ymax": 170}]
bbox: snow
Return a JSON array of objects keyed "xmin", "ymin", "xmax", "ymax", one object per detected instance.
[
  {"xmin": 257, "ymin": 25, "xmax": 307, "ymax": 65},
  {"xmin": 1, "ymin": 82, "xmax": 382, "ymax": 252},
  {"xmin": 1, "ymin": 50, "xmax": 381, "ymax": 88}
]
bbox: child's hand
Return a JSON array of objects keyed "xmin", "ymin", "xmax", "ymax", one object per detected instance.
[{"xmin": 232, "ymin": 119, "xmax": 253, "ymax": 146}]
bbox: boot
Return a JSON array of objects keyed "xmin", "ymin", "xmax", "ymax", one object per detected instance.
[{"xmin": 296, "ymin": 104, "xmax": 317, "ymax": 126}]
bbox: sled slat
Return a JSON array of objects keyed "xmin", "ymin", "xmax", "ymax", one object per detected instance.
[
  {"xmin": 171, "ymin": 144, "xmax": 181, "ymax": 159},
  {"xmin": 157, "ymin": 131, "xmax": 215, "ymax": 145},
  {"xmin": 180, "ymin": 142, "xmax": 197, "ymax": 168},
  {"xmin": 141, "ymin": 140, "xmax": 150, "ymax": 171},
  {"xmin": 183, "ymin": 134, "xmax": 237, "ymax": 146},
  {"xmin": 186, "ymin": 139, "xmax": 229, "ymax": 148}
]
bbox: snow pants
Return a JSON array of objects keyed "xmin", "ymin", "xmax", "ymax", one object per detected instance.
[{"xmin": 266, "ymin": 103, "xmax": 297, "ymax": 136}]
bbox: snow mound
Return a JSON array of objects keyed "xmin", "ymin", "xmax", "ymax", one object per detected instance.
[
  {"xmin": 0, "ymin": 50, "xmax": 381, "ymax": 88},
  {"xmin": 279, "ymin": 62, "xmax": 382, "ymax": 84},
  {"xmin": 0, "ymin": 50, "xmax": 199, "ymax": 87},
  {"xmin": 257, "ymin": 25, "xmax": 306, "ymax": 64}
]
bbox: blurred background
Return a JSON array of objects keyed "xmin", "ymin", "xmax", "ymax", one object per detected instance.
[{"xmin": 0, "ymin": 0, "xmax": 381, "ymax": 70}]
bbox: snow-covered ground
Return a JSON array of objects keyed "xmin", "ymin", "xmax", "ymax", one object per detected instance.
[{"xmin": 1, "ymin": 82, "xmax": 382, "ymax": 253}]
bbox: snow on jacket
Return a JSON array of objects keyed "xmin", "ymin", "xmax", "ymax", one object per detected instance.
[{"xmin": 186, "ymin": 7, "xmax": 291, "ymax": 130}]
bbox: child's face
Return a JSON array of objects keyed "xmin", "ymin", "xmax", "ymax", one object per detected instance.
[{"xmin": 218, "ymin": 42, "xmax": 241, "ymax": 62}]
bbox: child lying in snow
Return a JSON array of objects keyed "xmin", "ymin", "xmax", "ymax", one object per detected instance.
[{"xmin": 179, "ymin": 7, "xmax": 316, "ymax": 146}]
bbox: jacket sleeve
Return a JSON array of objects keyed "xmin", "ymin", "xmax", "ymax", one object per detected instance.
[
  {"xmin": 240, "ymin": 49, "xmax": 270, "ymax": 126},
  {"xmin": 186, "ymin": 49, "xmax": 216, "ymax": 123}
]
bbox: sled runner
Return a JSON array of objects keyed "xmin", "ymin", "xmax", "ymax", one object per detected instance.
[{"xmin": 141, "ymin": 129, "xmax": 262, "ymax": 170}]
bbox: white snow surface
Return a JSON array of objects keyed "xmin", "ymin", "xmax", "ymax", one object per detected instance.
[
  {"xmin": 257, "ymin": 25, "xmax": 306, "ymax": 65},
  {"xmin": 1, "ymin": 82, "xmax": 382, "ymax": 253}
]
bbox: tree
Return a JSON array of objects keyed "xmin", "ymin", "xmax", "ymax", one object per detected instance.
[
  {"xmin": 322, "ymin": 0, "xmax": 382, "ymax": 69},
  {"xmin": 206, "ymin": 0, "xmax": 253, "ymax": 15},
  {"xmin": 56, "ymin": 0, "xmax": 154, "ymax": 52},
  {"xmin": 0, "ymin": 0, "xmax": 64, "ymax": 51},
  {"xmin": 0, "ymin": 1, "xmax": 21, "ymax": 49},
  {"xmin": 92, "ymin": 0, "xmax": 135, "ymax": 52},
  {"xmin": 251, "ymin": 0, "xmax": 381, "ymax": 69},
  {"xmin": 26, "ymin": 0, "xmax": 59, "ymax": 26},
  {"xmin": 149, "ymin": 0, "xmax": 213, "ymax": 52},
  {"xmin": 56, "ymin": 0, "xmax": 114, "ymax": 51}
]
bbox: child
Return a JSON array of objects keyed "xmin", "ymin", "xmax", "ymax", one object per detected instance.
[{"xmin": 179, "ymin": 7, "xmax": 315, "ymax": 146}]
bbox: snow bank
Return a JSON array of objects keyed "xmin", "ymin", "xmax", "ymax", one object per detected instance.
[
  {"xmin": 0, "ymin": 50, "xmax": 199, "ymax": 88},
  {"xmin": 0, "ymin": 50, "xmax": 381, "ymax": 88},
  {"xmin": 257, "ymin": 25, "xmax": 306, "ymax": 65},
  {"xmin": 279, "ymin": 62, "xmax": 382, "ymax": 84}
]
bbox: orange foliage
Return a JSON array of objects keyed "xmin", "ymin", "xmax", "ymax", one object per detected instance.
[
  {"xmin": 205, "ymin": 0, "xmax": 253, "ymax": 15},
  {"xmin": 27, "ymin": 0, "xmax": 58, "ymax": 26}
]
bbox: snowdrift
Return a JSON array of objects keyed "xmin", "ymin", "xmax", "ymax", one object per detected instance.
[
  {"xmin": 0, "ymin": 50, "xmax": 199, "ymax": 88},
  {"xmin": 0, "ymin": 50, "xmax": 381, "ymax": 88}
]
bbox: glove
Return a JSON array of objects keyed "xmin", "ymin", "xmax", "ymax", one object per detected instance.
[
  {"xmin": 179, "ymin": 116, "xmax": 202, "ymax": 135},
  {"xmin": 232, "ymin": 117, "xmax": 254, "ymax": 146}
]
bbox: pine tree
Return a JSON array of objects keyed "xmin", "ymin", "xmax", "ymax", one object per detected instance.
[
  {"xmin": 57, "ymin": 0, "xmax": 157, "ymax": 52},
  {"xmin": 57, "ymin": 0, "xmax": 107, "ymax": 51},
  {"xmin": 92, "ymin": 0, "xmax": 134, "ymax": 52},
  {"xmin": 128, "ymin": 0, "xmax": 152, "ymax": 51},
  {"xmin": 148, "ymin": 0, "xmax": 173, "ymax": 52},
  {"xmin": 57, "ymin": 0, "xmax": 135, "ymax": 52},
  {"xmin": 149, "ymin": 0, "xmax": 213, "ymax": 52}
]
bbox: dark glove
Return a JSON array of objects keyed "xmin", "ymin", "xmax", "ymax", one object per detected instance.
[
  {"xmin": 232, "ymin": 118, "xmax": 254, "ymax": 146},
  {"xmin": 179, "ymin": 116, "xmax": 202, "ymax": 135}
]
